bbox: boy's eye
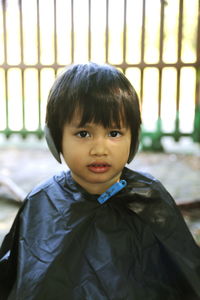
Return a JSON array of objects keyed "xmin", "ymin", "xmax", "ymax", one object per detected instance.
[
  {"xmin": 76, "ymin": 131, "xmax": 89, "ymax": 138},
  {"xmin": 108, "ymin": 131, "xmax": 122, "ymax": 137}
]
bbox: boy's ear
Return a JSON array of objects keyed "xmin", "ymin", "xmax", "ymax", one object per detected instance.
[{"xmin": 44, "ymin": 125, "xmax": 62, "ymax": 163}]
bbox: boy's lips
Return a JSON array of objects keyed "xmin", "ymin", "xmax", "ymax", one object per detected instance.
[{"xmin": 87, "ymin": 163, "xmax": 111, "ymax": 173}]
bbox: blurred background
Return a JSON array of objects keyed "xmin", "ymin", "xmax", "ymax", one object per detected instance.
[{"xmin": 0, "ymin": 0, "xmax": 200, "ymax": 245}]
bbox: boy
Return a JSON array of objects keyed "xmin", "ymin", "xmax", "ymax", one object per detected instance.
[{"xmin": 0, "ymin": 62, "xmax": 200, "ymax": 299}]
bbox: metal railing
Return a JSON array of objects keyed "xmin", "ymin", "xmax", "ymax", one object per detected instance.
[{"xmin": 0, "ymin": 0, "xmax": 200, "ymax": 150}]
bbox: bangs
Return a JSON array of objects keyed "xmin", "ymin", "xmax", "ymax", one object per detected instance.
[{"xmin": 67, "ymin": 89, "xmax": 130, "ymax": 129}]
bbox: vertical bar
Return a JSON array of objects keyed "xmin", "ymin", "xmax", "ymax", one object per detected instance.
[
  {"xmin": 159, "ymin": 0, "xmax": 164, "ymax": 63},
  {"xmin": 2, "ymin": 0, "xmax": 7, "ymax": 64},
  {"xmin": 36, "ymin": 0, "xmax": 41, "ymax": 130},
  {"xmin": 53, "ymin": 0, "xmax": 57, "ymax": 89},
  {"xmin": 105, "ymin": 0, "xmax": 109, "ymax": 63},
  {"xmin": 19, "ymin": 0, "xmax": 26, "ymax": 133},
  {"xmin": 19, "ymin": 0, "xmax": 24, "ymax": 64},
  {"xmin": 122, "ymin": 0, "xmax": 127, "ymax": 66},
  {"xmin": 38, "ymin": 67, "xmax": 42, "ymax": 132},
  {"xmin": 156, "ymin": 66, "xmax": 164, "ymax": 150},
  {"xmin": 158, "ymin": 0, "xmax": 165, "ymax": 118},
  {"xmin": 141, "ymin": 0, "xmax": 146, "ymax": 64},
  {"xmin": 71, "ymin": 0, "xmax": 74, "ymax": 64},
  {"xmin": 177, "ymin": 0, "xmax": 183, "ymax": 63},
  {"xmin": 140, "ymin": 0, "xmax": 146, "ymax": 104},
  {"xmin": 157, "ymin": 68, "xmax": 162, "ymax": 118},
  {"xmin": 36, "ymin": 0, "xmax": 40, "ymax": 64},
  {"xmin": 195, "ymin": 0, "xmax": 200, "ymax": 108},
  {"xmin": 196, "ymin": 0, "xmax": 200, "ymax": 62},
  {"xmin": 21, "ymin": 69, "xmax": 26, "ymax": 134},
  {"xmin": 175, "ymin": 73, "xmax": 181, "ymax": 140},
  {"xmin": 2, "ymin": 0, "xmax": 9, "ymax": 132},
  {"xmin": 193, "ymin": 0, "xmax": 200, "ymax": 142},
  {"xmin": 54, "ymin": 0, "xmax": 57, "ymax": 65},
  {"xmin": 175, "ymin": 0, "xmax": 184, "ymax": 140},
  {"xmin": 5, "ymin": 74, "xmax": 9, "ymax": 132},
  {"xmin": 88, "ymin": 0, "xmax": 91, "ymax": 61}
]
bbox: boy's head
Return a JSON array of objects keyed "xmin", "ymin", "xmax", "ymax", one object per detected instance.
[{"xmin": 46, "ymin": 62, "xmax": 141, "ymax": 164}]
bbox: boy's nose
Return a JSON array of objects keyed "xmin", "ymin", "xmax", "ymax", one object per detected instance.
[{"xmin": 90, "ymin": 139, "xmax": 108, "ymax": 156}]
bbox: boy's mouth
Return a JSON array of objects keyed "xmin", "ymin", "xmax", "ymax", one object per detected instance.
[{"xmin": 87, "ymin": 163, "xmax": 111, "ymax": 173}]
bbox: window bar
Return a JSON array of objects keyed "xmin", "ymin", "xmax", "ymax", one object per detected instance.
[
  {"xmin": 158, "ymin": 0, "xmax": 165, "ymax": 117},
  {"xmin": 155, "ymin": 0, "xmax": 165, "ymax": 149},
  {"xmin": 36, "ymin": 0, "xmax": 42, "ymax": 134},
  {"xmin": 2, "ymin": 0, "xmax": 7, "ymax": 66},
  {"xmin": 193, "ymin": 0, "xmax": 200, "ymax": 142},
  {"xmin": 174, "ymin": 0, "xmax": 184, "ymax": 141},
  {"xmin": 36, "ymin": 0, "xmax": 40, "ymax": 66},
  {"xmin": 2, "ymin": 0, "xmax": 9, "ymax": 135},
  {"xmin": 122, "ymin": 0, "xmax": 127, "ymax": 70},
  {"xmin": 140, "ymin": 0, "xmax": 146, "ymax": 104},
  {"xmin": 4, "ymin": 69, "xmax": 9, "ymax": 136},
  {"xmin": 105, "ymin": 0, "xmax": 109, "ymax": 63},
  {"xmin": 19, "ymin": 0, "xmax": 26, "ymax": 136},
  {"xmin": 140, "ymin": 0, "xmax": 147, "ymax": 148},
  {"xmin": 71, "ymin": 0, "xmax": 74, "ymax": 64},
  {"xmin": 88, "ymin": 0, "xmax": 91, "ymax": 62},
  {"xmin": 54, "ymin": 0, "xmax": 57, "ymax": 67},
  {"xmin": 19, "ymin": 0, "xmax": 24, "ymax": 65}
]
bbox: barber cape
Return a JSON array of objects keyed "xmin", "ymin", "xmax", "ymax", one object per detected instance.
[{"xmin": 0, "ymin": 167, "xmax": 200, "ymax": 300}]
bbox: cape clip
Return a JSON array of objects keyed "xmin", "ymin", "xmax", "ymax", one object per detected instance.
[{"xmin": 97, "ymin": 180, "xmax": 127, "ymax": 204}]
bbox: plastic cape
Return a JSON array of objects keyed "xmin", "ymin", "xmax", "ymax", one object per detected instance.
[{"xmin": 0, "ymin": 167, "xmax": 200, "ymax": 300}]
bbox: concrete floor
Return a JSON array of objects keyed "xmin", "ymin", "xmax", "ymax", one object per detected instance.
[{"xmin": 0, "ymin": 136, "xmax": 200, "ymax": 245}]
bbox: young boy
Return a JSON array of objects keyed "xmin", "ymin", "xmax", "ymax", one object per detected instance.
[{"xmin": 0, "ymin": 62, "xmax": 200, "ymax": 300}]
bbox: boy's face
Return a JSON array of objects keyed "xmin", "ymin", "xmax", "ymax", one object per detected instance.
[{"xmin": 62, "ymin": 115, "xmax": 131, "ymax": 195}]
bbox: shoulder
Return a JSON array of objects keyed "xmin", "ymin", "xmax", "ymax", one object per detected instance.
[
  {"xmin": 123, "ymin": 167, "xmax": 175, "ymax": 205},
  {"xmin": 28, "ymin": 170, "xmax": 68, "ymax": 197},
  {"xmin": 122, "ymin": 168, "xmax": 186, "ymax": 236},
  {"xmin": 123, "ymin": 167, "xmax": 160, "ymax": 186},
  {"xmin": 20, "ymin": 170, "xmax": 73, "ymax": 215}
]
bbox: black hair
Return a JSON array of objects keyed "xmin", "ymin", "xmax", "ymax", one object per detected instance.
[{"xmin": 46, "ymin": 62, "xmax": 141, "ymax": 163}]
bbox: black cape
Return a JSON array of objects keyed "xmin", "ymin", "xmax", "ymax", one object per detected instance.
[{"xmin": 0, "ymin": 167, "xmax": 200, "ymax": 300}]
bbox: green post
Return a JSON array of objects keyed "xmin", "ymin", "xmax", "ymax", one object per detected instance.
[
  {"xmin": 174, "ymin": 111, "xmax": 180, "ymax": 142},
  {"xmin": 151, "ymin": 117, "xmax": 164, "ymax": 151},
  {"xmin": 193, "ymin": 105, "xmax": 200, "ymax": 142}
]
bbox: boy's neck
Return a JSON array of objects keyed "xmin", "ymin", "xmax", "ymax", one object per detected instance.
[{"xmin": 71, "ymin": 172, "xmax": 122, "ymax": 195}]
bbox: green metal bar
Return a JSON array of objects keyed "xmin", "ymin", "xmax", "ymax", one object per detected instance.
[
  {"xmin": 152, "ymin": 117, "xmax": 164, "ymax": 151},
  {"xmin": 193, "ymin": 0, "xmax": 200, "ymax": 143},
  {"xmin": 193, "ymin": 105, "xmax": 200, "ymax": 142},
  {"xmin": 193, "ymin": 66, "xmax": 200, "ymax": 143},
  {"xmin": 0, "ymin": 129, "xmax": 44, "ymax": 139},
  {"xmin": 174, "ymin": 111, "xmax": 181, "ymax": 142}
]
